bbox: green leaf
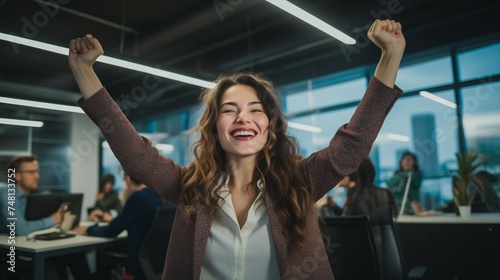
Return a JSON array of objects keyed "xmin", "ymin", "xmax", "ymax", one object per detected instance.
[{"xmin": 453, "ymin": 153, "xmax": 481, "ymax": 206}]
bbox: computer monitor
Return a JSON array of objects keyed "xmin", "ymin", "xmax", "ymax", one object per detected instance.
[{"xmin": 25, "ymin": 193, "xmax": 83, "ymax": 229}]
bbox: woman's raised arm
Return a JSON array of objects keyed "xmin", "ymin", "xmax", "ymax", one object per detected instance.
[
  {"xmin": 68, "ymin": 34, "xmax": 104, "ymax": 100},
  {"xmin": 302, "ymin": 20, "xmax": 406, "ymax": 200},
  {"xmin": 369, "ymin": 19, "xmax": 406, "ymax": 88},
  {"xmin": 68, "ymin": 34, "xmax": 181, "ymax": 202}
]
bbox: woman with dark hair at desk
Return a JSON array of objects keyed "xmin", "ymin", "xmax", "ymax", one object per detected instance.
[
  {"xmin": 387, "ymin": 152, "xmax": 423, "ymax": 215},
  {"xmin": 342, "ymin": 158, "xmax": 398, "ymax": 222},
  {"xmin": 94, "ymin": 173, "xmax": 122, "ymax": 216}
]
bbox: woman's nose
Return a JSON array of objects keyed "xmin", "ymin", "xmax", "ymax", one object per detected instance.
[{"xmin": 236, "ymin": 111, "xmax": 250, "ymax": 123}]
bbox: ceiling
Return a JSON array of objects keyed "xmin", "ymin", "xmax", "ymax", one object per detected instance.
[{"xmin": 1, "ymin": 0, "xmax": 499, "ymax": 122}]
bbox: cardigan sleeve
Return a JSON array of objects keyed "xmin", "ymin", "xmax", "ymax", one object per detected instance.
[
  {"xmin": 77, "ymin": 88, "xmax": 182, "ymax": 203},
  {"xmin": 300, "ymin": 77, "xmax": 403, "ymax": 201}
]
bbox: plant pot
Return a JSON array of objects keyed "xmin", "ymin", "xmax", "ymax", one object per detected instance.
[{"xmin": 458, "ymin": 205, "xmax": 471, "ymax": 218}]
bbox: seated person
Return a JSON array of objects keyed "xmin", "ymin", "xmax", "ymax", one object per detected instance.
[
  {"xmin": 473, "ymin": 171, "xmax": 500, "ymax": 212},
  {"xmin": 0, "ymin": 155, "xmax": 63, "ymax": 235},
  {"xmin": 338, "ymin": 171, "xmax": 360, "ymax": 215},
  {"xmin": 93, "ymin": 173, "xmax": 122, "ymax": 218},
  {"xmin": 316, "ymin": 195, "xmax": 343, "ymax": 217},
  {"xmin": 386, "ymin": 152, "xmax": 423, "ymax": 215},
  {"xmin": 75, "ymin": 173, "xmax": 162, "ymax": 280},
  {"xmin": 342, "ymin": 158, "xmax": 398, "ymax": 223},
  {"xmin": 0, "ymin": 154, "xmax": 91, "ymax": 280}
]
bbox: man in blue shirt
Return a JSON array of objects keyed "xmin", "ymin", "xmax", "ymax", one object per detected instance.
[
  {"xmin": 0, "ymin": 154, "xmax": 92, "ymax": 280},
  {"xmin": 75, "ymin": 173, "xmax": 163, "ymax": 280},
  {"xmin": 0, "ymin": 154, "xmax": 63, "ymax": 235}
]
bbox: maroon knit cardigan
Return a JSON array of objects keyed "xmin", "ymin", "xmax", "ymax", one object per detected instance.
[{"xmin": 78, "ymin": 77, "xmax": 402, "ymax": 279}]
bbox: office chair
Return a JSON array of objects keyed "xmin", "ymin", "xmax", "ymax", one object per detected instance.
[
  {"xmin": 351, "ymin": 188, "xmax": 426, "ymax": 280},
  {"xmin": 321, "ymin": 215, "xmax": 380, "ymax": 280},
  {"xmin": 138, "ymin": 205, "xmax": 176, "ymax": 280},
  {"xmin": 100, "ymin": 205, "xmax": 176, "ymax": 280}
]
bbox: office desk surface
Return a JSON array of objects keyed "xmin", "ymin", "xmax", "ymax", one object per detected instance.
[
  {"xmin": 396, "ymin": 212, "xmax": 500, "ymax": 224},
  {"xmin": 0, "ymin": 233, "xmax": 124, "ymax": 252},
  {"xmin": 0, "ymin": 229, "xmax": 126, "ymax": 280}
]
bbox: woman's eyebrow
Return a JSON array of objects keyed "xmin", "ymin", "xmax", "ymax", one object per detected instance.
[
  {"xmin": 220, "ymin": 101, "xmax": 262, "ymax": 108},
  {"xmin": 248, "ymin": 101, "xmax": 262, "ymax": 106},
  {"xmin": 220, "ymin": 102, "xmax": 237, "ymax": 109}
]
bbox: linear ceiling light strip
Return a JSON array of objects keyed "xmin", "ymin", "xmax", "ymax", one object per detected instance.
[
  {"xmin": 0, "ymin": 117, "xmax": 44, "ymax": 127},
  {"xmin": 0, "ymin": 32, "xmax": 215, "ymax": 89},
  {"xmin": 288, "ymin": 121, "xmax": 322, "ymax": 133},
  {"xmin": 265, "ymin": 0, "xmax": 356, "ymax": 45}
]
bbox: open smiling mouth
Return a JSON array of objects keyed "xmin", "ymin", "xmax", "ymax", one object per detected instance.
[{"xmin": 231, "ymin": 130, "xmax": 256, "ymax": 140}]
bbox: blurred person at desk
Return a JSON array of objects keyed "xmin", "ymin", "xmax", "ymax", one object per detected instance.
[
  {"xmin": 387, "ymin": 151, "xmax": 423, "ymax": 215},
  {"xmin": 342, "ymin": 158, "xmax": 398, "ymax": 221},
  {"xmin": 76, "ymin": 173, "xmax": 163, "ymax": 280},
  {"xmin": 93, "ymin": 173, "xmax": 122, "ymax": 218},
  {"xmin": 473, "ymin": 170, "xmax": 500, "ymax": 212},
  {"xmin": 0, "ymin": 154, "xmax": 64, "ymax": 236},
  {"xmin": 316, "ymin": 171, "xmax": 360, "ymax": 218},
  {"xmin": 0, "ymin": 154, "xmax": 92, "ymax": 280}
]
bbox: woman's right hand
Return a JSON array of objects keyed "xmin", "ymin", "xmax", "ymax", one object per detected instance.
[
  {"xmin": 68, "ymin": 34, "xmax": 103, "ymax": 72},
  {"xmin": 68, "ymin": 34, "xmax": 104, "ymax": 100}
]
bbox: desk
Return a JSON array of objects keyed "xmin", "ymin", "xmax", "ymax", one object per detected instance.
[
  {"xmin": 0, "ymin": 231, "xmax": 126, "ymax": 280},
  {"xmin": 396, "ymin": 213, "xmax": 500, "ymax": 280},
  {"xmin": 396, "ymin": 213, "xmax": 500, "ymax": 224}
]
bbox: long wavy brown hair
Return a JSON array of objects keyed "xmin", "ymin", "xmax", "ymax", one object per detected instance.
[{"xmin": 179, "ymin": 72, "xmax": 314, "ymax": 250}]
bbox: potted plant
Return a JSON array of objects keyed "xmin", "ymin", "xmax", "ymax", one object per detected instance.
[{"xmin": 452, "ymin": 153, "xmax": 479, "ymax": 217}]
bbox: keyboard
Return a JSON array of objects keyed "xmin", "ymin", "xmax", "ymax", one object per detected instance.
[{"xmin": 34, "ymin": 231, "xmax": 75, "ymax": 240}]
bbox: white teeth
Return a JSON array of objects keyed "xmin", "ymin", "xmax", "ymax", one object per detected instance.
[{"xmin": 233, "ymin": 130, "xmax": 255, "ymax": 137}]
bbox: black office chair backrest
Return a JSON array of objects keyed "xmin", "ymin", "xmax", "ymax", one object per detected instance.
[
  {"xmin": 139, "ymin": 205, "xmax": 176, "ymax": 280},
  {"xmin": 350, "ymin": 188, "xmax": 408, "ymax": 280},
  {"xmin": 370, "ymin": 222, "xmax": 408, "ymax": 280},
  {"xmin": 321, "ymin": 215, "xmax": 380, "ymax": 280}
]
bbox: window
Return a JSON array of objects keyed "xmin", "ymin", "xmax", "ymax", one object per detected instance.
[
  {"xmin": 0, "ymin": 116, "xmax": 71, "ymax": 192},
  {"xmin": 461, "ymin": 81, "xmax": 500, "ymax": 169},
  {"xmin": 284, "ymin": 77, "xmax": 366, "ymax": 114},
  {"xmin": 396, "ymin": 56, "xmax": 453, "ymax": 92},
  {"xmin": 281, "ymin": 41, "xmax": 500, "ymax": 211},
  {"xmin": 0, "ymin": 125, "xmax": 29, "ymax": 151},
  {"xmin": 101, "ymin": 109, "xmax": 194, "ymax": 187},
  {"xmin": 288, "ymin": 107, "xmax": 356, "ymax": 157},
  {"xmin": 458, "ymin": 42, "xmax": 500, "ymax": 81},
  {"xmin": 377, "ymin": 90, "xmax": 459, "ymax": 208}
]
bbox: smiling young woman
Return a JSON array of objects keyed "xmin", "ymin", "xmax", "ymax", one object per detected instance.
[
  {"xmin": 69, "ymin": 19, "xmax": 405, "ymax": 280},
  {"xmin": 216, "ymin": 84, "xmax": 270, "ymax": 158}
]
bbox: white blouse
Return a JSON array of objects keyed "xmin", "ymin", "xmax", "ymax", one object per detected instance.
[{"xmin": 200, "ymin": 178, "xmax": 280, "ymax": 280}]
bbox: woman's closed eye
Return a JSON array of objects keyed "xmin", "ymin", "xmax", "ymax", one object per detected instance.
[{"xmin": 248, "ymin": 104, "xmax": 265, "ymax": 113}]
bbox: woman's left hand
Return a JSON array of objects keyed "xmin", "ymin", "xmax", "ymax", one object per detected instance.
[{"xmin": 368, "ymin": 19, "xmax": 406, "ymax": 55}]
